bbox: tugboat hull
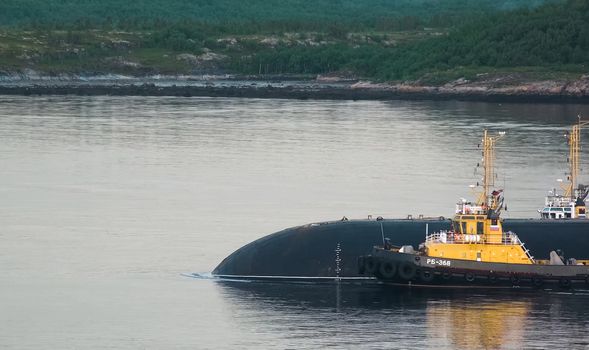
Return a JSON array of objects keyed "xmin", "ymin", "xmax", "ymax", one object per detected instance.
[{"xmin": 362, "ymin": 248, "xmax": 589, "ymax": 289}]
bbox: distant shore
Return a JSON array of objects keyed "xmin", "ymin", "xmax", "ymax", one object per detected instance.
[{"xmin": 1, "ymin": 75, "xmax": 589, "ymax": 103}]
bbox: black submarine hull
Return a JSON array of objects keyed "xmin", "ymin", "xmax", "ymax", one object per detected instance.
[{"xmin": 212, "ymin": 218, "xmax": 589, "ymax": 280}]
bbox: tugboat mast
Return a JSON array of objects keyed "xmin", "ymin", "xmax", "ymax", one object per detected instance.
[
  {"xmin": 564, "ymin": 116, "xmax": 589, "ymax": 198},
  {"xmin": 477, "ymin": 130, "xmax": 506, "ymax": 210},
  {"xmin": 541, "ymin": 117, "xmax": 589, "ymax": 219}
]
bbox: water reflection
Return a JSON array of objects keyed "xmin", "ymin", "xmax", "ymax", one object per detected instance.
[
  {"xmin": 426, "ymin": 299, "xmax": 529, "ymax": 349},
  {"xmin": 216, "ymin": 280, "xmax": 423, "ymax": 310},
  {"xmin": 216, "ymin": 280, "xmax": 589, "ymax": 349}
]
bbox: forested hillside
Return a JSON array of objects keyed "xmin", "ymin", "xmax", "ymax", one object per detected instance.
[
  {"xmin": 240, "ymin": 0, "xmax": 588, "ymax": 81},
  {"xmin": 0, "ymin": 0, "xmax": 586, "ymax": 85},
  {"xmin": 1, "ymin": 0, "xmax": 549, "ymax": 29}
]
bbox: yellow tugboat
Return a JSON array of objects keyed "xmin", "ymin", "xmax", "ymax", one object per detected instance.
[
  {"xmin": 359, "ymin": 130, "xmax": 589, "ymax": 289},
  {"xmin": 539, "ymin": 117, "xmax": 588, "ymax": 219}
]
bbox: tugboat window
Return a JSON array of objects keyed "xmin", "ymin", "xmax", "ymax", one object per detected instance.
[
  {"xmin": 477, "ymin": 222, "xmax": 484, "ymax": 234},
  {"xmin": 453, "ymin": 221, "xmax": 461, "ymax": 233}
]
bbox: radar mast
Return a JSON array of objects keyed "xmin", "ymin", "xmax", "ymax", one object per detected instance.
[
  {"xmin": 476, "ymin": 130, "xmax": 506, "ymax": 212},
  {"xmin": 564, "ymin": 116, "xmax": 589, "ymax": 198}
]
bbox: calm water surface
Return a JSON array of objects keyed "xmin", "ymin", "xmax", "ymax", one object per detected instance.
[{"xmin": 1, "ymin": 96, "xmax": 589, "ymax": 349}]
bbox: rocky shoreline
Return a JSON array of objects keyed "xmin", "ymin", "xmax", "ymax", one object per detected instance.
[{"xmin": 1, "ymin": 74, "xmax": 589, "ymax": 103}]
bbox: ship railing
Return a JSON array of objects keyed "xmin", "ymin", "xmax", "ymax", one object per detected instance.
[
  {"xmin": 425, "ymin": 231, "xmax": 484, "ymax": 244},
  {"xmin": 545, "ymin": 195, "xmax": 574, "ymax": 208},
  {"xmin": 501, "ymin": 231, "xmax": 521, "ymax": 245},
  {"xmin": 504, "ymin": 231, "xmax": 535, "ymax": 262},
  {"xmin": 426, "ymin": 231, "xmax": 525, "ymax": 246},
  {"xmin": 425, "ymin": 231, "xmax": 449, "ymax": 243}
]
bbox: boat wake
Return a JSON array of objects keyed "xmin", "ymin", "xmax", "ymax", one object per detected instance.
[
  {"xmin": 181, "ymin": 272, "xmax": 214, "ymax": 279},
  {"xmin": 181, "ymin": 272, "xmax": 253, "ymax": 283}
]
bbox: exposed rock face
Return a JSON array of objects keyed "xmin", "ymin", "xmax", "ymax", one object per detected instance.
[
  {"xmin": 564, "ymin": 76, "xmax": 589, "ymax": 96},
  {"xmin": 216, "ymin": 37, "xmax": 238, "ymax": 47},
  {"xmin": 259, "ymin": 37, "xmax": 280, "ymax": 47},
  {"xmin": 349, "ymin": 74, "xmax": 589, "ymax": 99},
  {"xmin": 197, "ymin": 51, "xmax": 228, "ymax": 62},
  {"xmin": 316, "ymin": 73, "xmax": 358, "ymax": 82},
  {"xmin": 176, "ymin": 53, "xmax": 198, "ymax": 64},
  {"xmin": 176, "ymin": 52, "xmax": 228, "ymax": 66},
  {"xmin": 0, "ymin": 72, "xmax": 588, "ymax": 102},
  {"xmin": 104, "ymin": 56, "xmax": 142, "ymax": 68},
  {"xmin": 351, "ymin": 81, "xmax": 389, "ymax": 89}
]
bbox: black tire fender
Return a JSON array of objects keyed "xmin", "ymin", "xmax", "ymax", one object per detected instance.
[
  {"xmin": 532, "ymin": 277, "xmax": 544, "ymax": 288},
  {"xmin": 465, "ymin": 273, "xmax": 475, "ymax": 282},
  {"xmin": 398, "ymin": 262, "xmax": 417, "ymax": 280},
  {"xmin": 559, "ymin": 277, "xmax": 572, "ymax": 289},
  {"xmin": 364, "ymin": 256, "xmax": 378, "ymax": 275},
  {"xmin": 378, "ymin": 261, "xmax": 397, "ymax": 279},
  {"xmin": 420, "ymin": 269, "xmax": 435, "ymax": 283},
  {"xmin": 510, "ymin": 275, "xmax": 520, "ymax": 285}
]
